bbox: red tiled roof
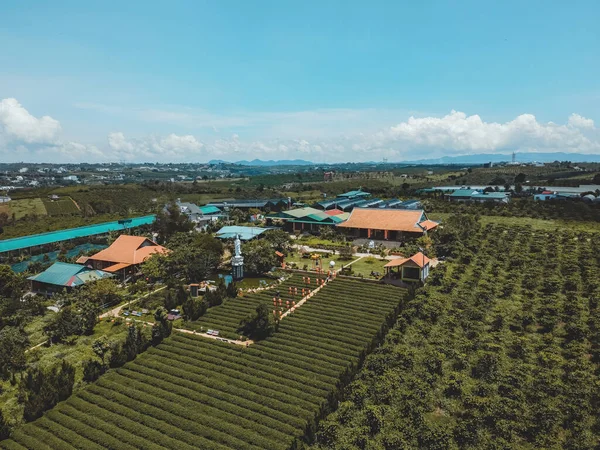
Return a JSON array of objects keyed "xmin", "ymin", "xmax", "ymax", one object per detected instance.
[
  {"xmin": 418, "ymin": 220, "xmax": 439, "ymax": 231},
  {"xmin": 88, "ymin": 235, "xmax": 168, "ymax": 265},
  {"xmin": 324, "ymin": 209, "xmax": 344, "ymax": 216},
  {"xmin": 337, "ymin": 208, "xmax": 426, "ymax": 232},
  {"xmin": 384, "ymin": 252, "xmax": 431, "ymax": 268},
  {"xmin": 103, "ymin": 262, "xmax": 132, "ymax": 273}
]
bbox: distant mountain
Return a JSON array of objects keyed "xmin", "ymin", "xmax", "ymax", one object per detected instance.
[
  {"xmin": 402, "ymin": 152, "xmax": 600, "ymax": 164},
  {"xmin": 209, "ymin": 159, "xmax": 315, "ymax": 166}
]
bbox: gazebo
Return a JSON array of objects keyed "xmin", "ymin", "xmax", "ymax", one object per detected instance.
[{"xmin": 384, "ymin": 252, "xmax": 431, "ymax": 283}]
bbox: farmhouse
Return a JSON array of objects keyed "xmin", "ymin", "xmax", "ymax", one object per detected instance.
[
  {"xmin": 81, "ymin": 235, "xmax": 168, "ymax": 280},
  {"xmin": 336, "ymin": 208, "xmax": 438, "ymax": 241},
  {"xmin": 28, "ymin": 262, "xmax": 113, "ymax": 296},
  {"xmin": 0, "ymin": 195, "xmax": 11, "ymax": 203},
  {"xmin": 384, "ymin": 252, "xmax": 431, "ymax": 283}
]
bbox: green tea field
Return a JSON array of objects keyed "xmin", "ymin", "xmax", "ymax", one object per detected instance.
[{"xmin": 1, "ymin": 277, "xmax": 405, "ymax": 450}]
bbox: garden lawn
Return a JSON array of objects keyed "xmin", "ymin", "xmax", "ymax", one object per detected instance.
[
  {"xmin": 284, "ymin": 253, "xmax": 351, "ymax": 272},
  {"xmin": 346, "ymin": 256, "xmax": 388, "ymax": 278}
]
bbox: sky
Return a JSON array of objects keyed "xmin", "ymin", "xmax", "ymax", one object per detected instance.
[{"xmin": 0, "ymin": 0, "xmax": 599, "ymax": 163}]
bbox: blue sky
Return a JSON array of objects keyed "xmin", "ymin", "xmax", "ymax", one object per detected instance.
[{"xmin": 0, "ymin": 0, "xmax": 598, "ymax": 162}]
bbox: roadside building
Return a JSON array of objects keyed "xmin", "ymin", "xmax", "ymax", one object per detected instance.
[
  {"xmin": 82, "ymin": 235, "xmax": 168, "ymax": 281},
  {"xmin": 28, "ymin": 262, "xmax": 113, "ymax": 296},
  {"xmin": 337, "ymin": 209, "xmax": 438, "ymax": 241}
]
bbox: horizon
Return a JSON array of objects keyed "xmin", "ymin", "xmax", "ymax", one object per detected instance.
[{"xmin": 1, "ymin": 1, "xmax": 599, "ymax": 163}]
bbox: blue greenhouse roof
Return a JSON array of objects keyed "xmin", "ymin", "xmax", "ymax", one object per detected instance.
[
  {"xmin": 199, "ymin": 205, "xmax": 221, "ymax": 215},
  {"xmin": 215, "ymin": 225, "xmax": 271, "ymax": 241},
  {"xmin": 0, "ymin": 215, "xmax": 156, "ymax": 254},
  {"xmin": 28, "ymin": 262, "xmax": 113, "ymax": 287},
  {"xmin": 337, "ymin": 190, "xmax": 370, "ymax": 199}
]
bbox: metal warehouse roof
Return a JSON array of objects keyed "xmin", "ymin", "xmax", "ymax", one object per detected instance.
[
  {"xmin": 315, "ymin": 199, "xmax": 338, "ymax": 209},
  {"xmin": 471, "ymin": 192, "xmax": 509, "ymax": 199},
  {"xmin": 208, "ymin": 199, "xmax": 288, "ymax": 208},
  {"xmin": 0, "ymin": 215, "xmax": 156, "ymax": 254},
  {"xmin": 215, "ymin": 225, "xmax": 271, "ymax": 241},
  {"xmin": 199, "ymin": 205, "xmax": 221, "ymax": 215},
  {"xmin": 337, "ymin": 190, "xmax": 370, "ymax": 198},
  {"xmin": 28, "ymin": 262, "xmax": 113, "ymax": 287},
  {"xmin": 449, "ymin": 189, "xmax": 480, "ymax": 197}
]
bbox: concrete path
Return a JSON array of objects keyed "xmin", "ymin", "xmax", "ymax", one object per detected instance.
[
  {"xmin": 128, "ymin": 318, "xmax": 254, "ymax": 347},
  {"xmin": 280, "ymin": 279, "xmax": 328, "ymax": 320},
  {"xmin": 100, "ymin": 286, "xmax": 167, "ymax": 319}
]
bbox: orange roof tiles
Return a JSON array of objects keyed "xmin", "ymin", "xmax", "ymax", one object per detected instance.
[
  {"xmin": 384, "ymin": 252, "xmax": 431, "ymax": 268},
  {"xmin": 103, "ymin": 262, "xmax": 132, "ymax": 273},
  {"xmin": 337, "ymin": 208, "xmax": 427, "ymax": 232},
  {"xmin": 324, "ymin": 209, "xmax": 344, "ymax": 216},
  {"xmin": 418, "ymin": 220, "xmax": 439, "ymax": 231},
  {"xmin": 88, "ymin": 235, "xmax": 168, "ymax": 265}
]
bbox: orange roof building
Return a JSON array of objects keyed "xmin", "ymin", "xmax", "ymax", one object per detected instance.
[
  {"xmin": 337, "ymin": 208, "xmax": 438, "ymax": 240},
  {"xmin": 384, "ymin": 252, "xmax": 432, "ymax": 283},
  {"xmin": 85, "ymin": 235, "xmax": 168, "ymax": 275}
]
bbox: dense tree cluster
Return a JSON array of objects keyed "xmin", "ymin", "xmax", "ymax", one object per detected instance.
[
  {"xmin": 142, "ymin": 232, "xmax": 223, "ymax": 284},
  {"xmin": 241, "ymin": 229, "xmax": 292, "ymax": 275},
  {"xmin": 18, "ymin": 361, "xmax": 75, "ymax": 422},
  {"xmin": 315, "ymin": 223, "xmax": 600, "ymax": 449},
  {"xmin": 424, "ymin": 197, "xmax": 600, "ymax": 222},
  {"xmin": 238, "ymin": 304, "xmax": 278, "ymax": 340}
]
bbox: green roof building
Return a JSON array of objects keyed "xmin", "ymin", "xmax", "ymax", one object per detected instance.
[{"xmin": 28, "ymin": 262, "xmax": 113, "ymax": 296}]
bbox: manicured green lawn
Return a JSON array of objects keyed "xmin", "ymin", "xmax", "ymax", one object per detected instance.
[
  {"xmin": 346, "ymin": 256, "xmax": 388, "ymax": 278},
  {"xmin": 283, "ymin": 251, "xmax": 350, "ymax": 271}
]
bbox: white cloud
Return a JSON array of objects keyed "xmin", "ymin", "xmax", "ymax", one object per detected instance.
[
  {"xmin": 107, "ymin": 132, "xmax": 204, "ymax": 160},
  {"xmin": 0, "ymin": 98, "xmax": 61, "ymax": 143},
  {"xmin": 568, "ymin": 113, "xmax": 595, "ymax": 129},
  {"xmin": 371, "ymin": 110, "xmax": 599, "ymax": 158},
  {"xmin": 2, "ymin": 98, "xmax": 599, "ymax": 163}
]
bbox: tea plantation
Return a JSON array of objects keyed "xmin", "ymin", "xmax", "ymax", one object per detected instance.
[{"xmin": 1, "ymin": 278, "xmax": 405, "ymax": 449}]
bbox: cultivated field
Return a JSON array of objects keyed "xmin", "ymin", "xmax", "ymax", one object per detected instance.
[
  {"xmin": 6, "ymin": 198, "xmax": 47, "ymax": 219},
  {"xmin": 1, "ymin": 277, "xmax": 404, "ymax": 449},
  {"xmin": 314, "ymin": 224, "xmax": 600, "ymax": 448},
  {"xmin": 42, "ymin": 197, "xmax": 80, "ymax": 216}
]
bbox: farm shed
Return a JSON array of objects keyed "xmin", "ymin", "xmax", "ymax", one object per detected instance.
[{"xmin": 28, "ymin": 262, "xmax": 113, "ymax": 296}]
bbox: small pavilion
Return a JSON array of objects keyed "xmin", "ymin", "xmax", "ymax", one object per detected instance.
[{"xmin": 384, "ymin": 252, "xmax": 431, "ymax": 283}]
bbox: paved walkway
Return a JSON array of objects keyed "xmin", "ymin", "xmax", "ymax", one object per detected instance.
[
  {"xmin": 280, "ymin": 278, "xmax": 328, "ymax": 319},
  {"xmin": 292, "ymin": 244, "xmax": 402, "ymax": 260},
  {"xmin": 99, "ymin": 286, "xmax": 167, "ymax": 319},
  {"xmin": 129, "ymin": 318, "xmax": 254, "ymax": 347}
]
